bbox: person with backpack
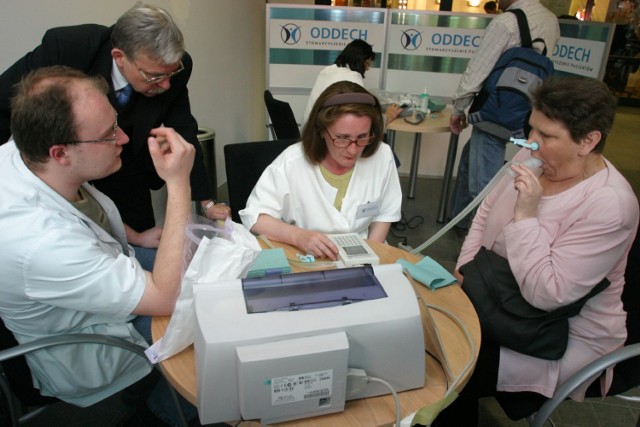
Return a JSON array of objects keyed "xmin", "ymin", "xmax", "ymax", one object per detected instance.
[{"xmin": 448, "ymin": 0, "xmax": 559, "ymax": 231}]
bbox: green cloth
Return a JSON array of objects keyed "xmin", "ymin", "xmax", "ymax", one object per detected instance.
[
  {"xmin": 396, "ymin": 257, "xmax": 457, "ymax": 291},
  {"xmin": 247, "ymin": 248, "xmax": 292, "ymax": 278},
  {"xmin": 410, "ymin": 390, "xmax": 459, "ymax": 426}
]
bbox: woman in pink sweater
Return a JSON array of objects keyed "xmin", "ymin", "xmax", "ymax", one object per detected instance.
[{"xmin": 434, "ymin": 76, "xmax": 639, "ymax": 426}]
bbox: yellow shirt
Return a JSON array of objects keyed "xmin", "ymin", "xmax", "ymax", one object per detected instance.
[{"xmin": 319, "ymin": 164, "xmax": 353, "ymax": 211}]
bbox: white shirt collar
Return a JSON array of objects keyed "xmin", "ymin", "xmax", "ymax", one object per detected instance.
[{"xmin": 111, "ymin": 58, "xmax": 129, "ymax": 91}]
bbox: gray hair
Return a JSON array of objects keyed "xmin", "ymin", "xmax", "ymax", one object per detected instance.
[{"xmin": 111, "ymin": 3, "xmax": 184, "ymax": 65}]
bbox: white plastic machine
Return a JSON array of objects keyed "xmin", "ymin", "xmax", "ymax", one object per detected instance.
[
  {"xmin": 194, "ymin": 264, "xmax": 425, "ymax": 425},
  {"xmin": 327, "ymin": 233, "xmax": 379, "ymax": 267}
]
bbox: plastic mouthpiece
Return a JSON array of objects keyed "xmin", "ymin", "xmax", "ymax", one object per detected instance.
[
  {"xmin": 510, "ymin": 137, "xmax": 539, "ymax": 151},
  {"xmin": 507, "ymin": 157, "xmax": 543, "ymax": 177}
]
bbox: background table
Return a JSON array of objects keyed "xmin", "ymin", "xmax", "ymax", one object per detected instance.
[
  {"xmin": 152, "ymin": 241, "xmax": 480, "ymax": 426},
  {"xmin": 386, "ymin": 107, "xmax": 460, "ymax": 223}
]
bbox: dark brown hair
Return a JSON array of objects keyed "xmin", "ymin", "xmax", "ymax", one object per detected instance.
[
  {"xmin": 531, "ymin": 76, "xmax": 617, "ymax": 153},
  {"xmin": 302, "ymin": 81, "xmax": 383, "ymax": 164},
  {"xmin": 11, "ymin": 66, "xmax": 109, "ymax": 164},
  {"xmin": 335, "ymin": 39, "xmax": 375, "ymax": 78}
]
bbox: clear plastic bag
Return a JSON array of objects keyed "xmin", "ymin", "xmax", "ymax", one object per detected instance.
[{"xmin": 145, "ymin": 216, "xmax": 261, "ymax": 363}]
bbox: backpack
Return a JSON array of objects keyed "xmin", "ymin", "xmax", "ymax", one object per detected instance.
[{"xmin": 468, "ymin": 9, "xmax": 554, "ymax": 139}]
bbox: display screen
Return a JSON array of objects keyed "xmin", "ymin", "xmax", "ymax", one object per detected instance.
[{"xmin": 344, "ymin": 245, "xmax": 369, "ymax": 256}]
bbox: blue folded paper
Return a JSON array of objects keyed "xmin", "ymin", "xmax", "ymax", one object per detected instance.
[{"xmin": 396, "ymin": 257, "xmax": 457, "ymax": 291}]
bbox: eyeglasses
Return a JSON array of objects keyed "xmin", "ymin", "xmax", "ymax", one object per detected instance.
[
  {"xmin": 325, "ymin": 130, "xmax": 375, "ymax": 148},
  {"xmin": 135, "ymin": 60, "xmax": 184, "ymax": 85},
  {"xmin": 71, "ymin": 114, "xmax": 118, "ymax": 144}
]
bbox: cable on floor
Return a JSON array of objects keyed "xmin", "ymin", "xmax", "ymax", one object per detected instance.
[{"xmin": 390, "ymin": 210, "xmax": 425, "ymax": 242}]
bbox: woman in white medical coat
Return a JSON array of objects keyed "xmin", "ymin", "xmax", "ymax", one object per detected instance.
[
  {"xmin": 240, "ymin": 81, "xmax": 402, "ymax": 260},
  {"xmin": 302, "ymin": 39, "xmax": 402, "ymax": 127}
]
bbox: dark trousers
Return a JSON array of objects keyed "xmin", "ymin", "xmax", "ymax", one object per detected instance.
[{"xmin": 432, "ymin": 341, "xmax": 546, "ymax": 426}]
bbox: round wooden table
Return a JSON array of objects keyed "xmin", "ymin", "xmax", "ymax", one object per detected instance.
[{"xmin": 152, "ymin": 240, "xmax": 480, "ymax": 426}]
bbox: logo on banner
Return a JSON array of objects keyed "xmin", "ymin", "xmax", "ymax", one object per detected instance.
[
  {"xmin": 401, "ymin": 29, "xmax": 422, "ymax": 50},
  {"xmin": 281, "ymin": 23, "xmax": 302, "ymax": 45}
]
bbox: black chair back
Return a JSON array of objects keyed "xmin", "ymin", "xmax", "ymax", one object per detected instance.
[
  {"xmin": 224, "ymin": 139, "xmax": 298, "ymax": 223},
  {"xmin": 264, "ymin": 90, "xmax": 301, "ymax": 140}
]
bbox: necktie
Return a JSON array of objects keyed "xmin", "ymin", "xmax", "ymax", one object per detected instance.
[{"xmin": 116, "ymin": 84, "xmax": 133, "ymax": 107}]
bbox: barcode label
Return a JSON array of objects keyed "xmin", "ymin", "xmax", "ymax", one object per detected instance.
[
  {"xmin": 304, "ymin": 389, "xmax": 330, "ymax": 399},
  {"xmin": 271, "ymin": 369, "xmax": 333, "ymax": 405}
]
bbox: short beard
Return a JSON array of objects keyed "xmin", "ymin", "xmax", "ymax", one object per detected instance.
[{"xmin": 148, "ymin": 87, "xmax": 166, "ymax": 96}]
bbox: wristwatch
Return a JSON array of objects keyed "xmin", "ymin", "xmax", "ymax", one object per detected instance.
[{"xmin": 201, "ymin": 200, "xmax": 216, "ymax": 215}]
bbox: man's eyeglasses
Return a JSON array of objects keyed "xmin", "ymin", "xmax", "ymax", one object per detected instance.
[
  {"xmin": 325, "ymin": 130, "xmax": 375, "ymax": 148},
  {"xmin": 135, "ymin": 60, "xmax": 184, "ymax": 85},
  {"xmin": 71, "ymin": 115, "xmax": 118, "ymax": 144}
]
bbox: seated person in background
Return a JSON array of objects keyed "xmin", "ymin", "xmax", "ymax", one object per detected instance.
[
  {"xmin": 0, "ymin": 66, "xmax": 196, "ymax": 425},
  {"xmin": 302, "ymin": 39, "xmax": 402, "ymax": 127},
  {"xmin": 433, "ymin": 76, "xmax": 639, "ymax": 426},
  {"xmin": 240, "ymin": 81, "xmax": 402, "ymax": 260}
]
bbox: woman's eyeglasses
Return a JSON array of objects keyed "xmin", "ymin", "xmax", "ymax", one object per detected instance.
[{"xmin": 325, "ymin": 130, "xmax": 375, "ymax": 148}]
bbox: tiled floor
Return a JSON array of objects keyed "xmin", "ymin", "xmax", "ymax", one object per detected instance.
[{"xmin": 15, "ymin": 105, "xmax": 640, "ymax": 426}]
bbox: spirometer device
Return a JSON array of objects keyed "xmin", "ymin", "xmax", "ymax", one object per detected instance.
[
  {"xmin": 193, "ymin": 263, "xmax": 425, "ymax": 425},
  {"xmin": 328, "ymin": 233, "xmax": 379, "ymax": 267}
]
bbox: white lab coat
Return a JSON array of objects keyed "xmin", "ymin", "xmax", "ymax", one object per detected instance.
[
  {"xmin": 303, "ymin": 64, "xmax": 364, "ymax": 125},
  {"xmin": 0, "ymin": 141, "xmax": 150, "ymax": 406},
  {"xmin": 240, "ymin": 142, "xmax": 401, "ymax": 238}
]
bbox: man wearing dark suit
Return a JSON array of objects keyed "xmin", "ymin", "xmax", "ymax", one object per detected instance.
[{"xmin": 0, "ymin": 3, "xmax": 230, "ymax": 257}]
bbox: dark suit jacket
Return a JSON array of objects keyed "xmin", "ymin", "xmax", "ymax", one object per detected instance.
[{"xmin": 0, "ymin": 24, "xmax": 212, "ymax": 231}]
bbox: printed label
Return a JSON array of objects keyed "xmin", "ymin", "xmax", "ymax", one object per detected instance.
[{"xmin": 271, "ymin": 369, "xmax": 333, "ymax": 405}]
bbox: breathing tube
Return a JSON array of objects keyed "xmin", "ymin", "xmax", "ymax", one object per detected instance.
[{"xmin": 410, "ymin": 140, "xmax": 542, "ymax": 254}]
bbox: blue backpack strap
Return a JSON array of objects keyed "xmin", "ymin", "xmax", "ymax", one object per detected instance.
[{"xmin": 509, "ymin": 8, "xmax": 548, "ymax": 56}]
